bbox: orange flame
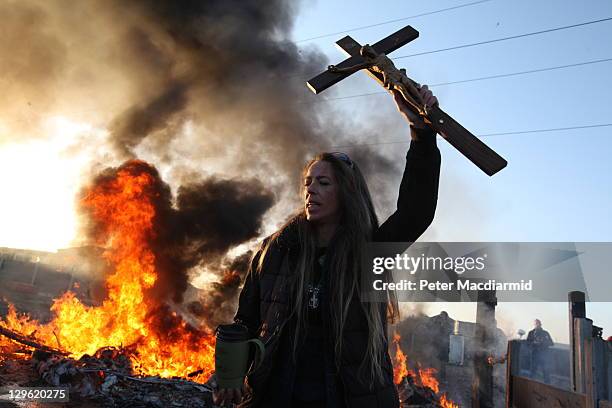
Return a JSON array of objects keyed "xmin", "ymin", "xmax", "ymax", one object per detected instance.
[
  {"xmin": 0, "ymin": 305, "xmax": 40, "ymax": 360},
  {"xmin": 0, "ymin": 161, "xmax": 215, "ymax": 381},
  {"xmin": 1, "ymin": 304, "xmax": 41, "ymax": 337},
  {"xmin": 392, "ymin": 331, "xmax": 409, "ymax": 384},
  {"xmin": 416, "ymin": 363, "xmax": 439, "ymax": 394},
  {"xmin": 392, "ymin": 331, "xmax": 461, "ymax": 407},
  {"xmin": 440, "ymin": 393, "xmax": 460, "ymax": 408}
]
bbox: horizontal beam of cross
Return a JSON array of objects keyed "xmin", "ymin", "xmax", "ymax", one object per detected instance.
[{"xmin": 306, "ymin": 25, "xmax": 419, "ymax": 94}]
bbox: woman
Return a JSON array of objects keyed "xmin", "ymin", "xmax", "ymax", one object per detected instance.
[{"xmin": 214, "ymin": 87, "xmax": 441, "ymax": 408}]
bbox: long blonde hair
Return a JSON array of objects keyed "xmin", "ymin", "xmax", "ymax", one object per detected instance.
[{"xmin": 258, "ymin": 152, "xmax": 399, "ymax": 385}]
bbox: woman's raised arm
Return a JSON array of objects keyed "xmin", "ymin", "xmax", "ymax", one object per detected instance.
[{"xmin": 374, "ymin": 87, "xmax": 441, "ymax": 243}]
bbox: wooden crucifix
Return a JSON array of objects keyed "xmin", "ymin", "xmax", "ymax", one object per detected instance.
[{"xmin": 306, "ymin": 25, "xmax": 507, "ymax": 176}]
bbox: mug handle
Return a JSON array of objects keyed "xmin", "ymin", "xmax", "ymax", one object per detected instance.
[{"xmin": 246, "ymin": 338, "xmax": 265, "ymax": 374}]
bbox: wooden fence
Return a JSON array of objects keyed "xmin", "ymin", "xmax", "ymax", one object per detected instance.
[{"xmin": 505, "ymin": 292, "xmax": 611, "ymax": 408}]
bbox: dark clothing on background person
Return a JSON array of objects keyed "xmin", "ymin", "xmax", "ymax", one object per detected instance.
[
  {"xmin": 235, "ymin": 128, "xmax": 441, "ymax": 408},
  {"xmin": 527, "ymin": 327, "xmax": 554, "ymax": 383},
  {"xmin": 527, "ymin": 327, "xmax": 554, "ymax": 349}
]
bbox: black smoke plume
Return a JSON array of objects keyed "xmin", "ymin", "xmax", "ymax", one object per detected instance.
[
  {"xmin": 80, "ymin": 160, "xmax": 274, "ymax": 313},
  {"xmin": 156, "ymin": 178, "xmax": 274, "ymax": 303}
]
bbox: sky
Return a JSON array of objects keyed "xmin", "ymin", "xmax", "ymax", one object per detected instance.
[
  {"xmin": 0, "ymin": 0, "xmax": 610, "ymax": 344},
  {"xmin": 291, "ymin": 0, "xmax": 612, "ymax": 343}
]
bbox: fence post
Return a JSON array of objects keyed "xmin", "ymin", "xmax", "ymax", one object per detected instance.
[
  {"xmin": 584, "ymin": 329, "xmax": 596, "ymax": 408},
  {"xmin": 505, "ymin": 340, "xmax": 521, "ymax": 408},
  {"xmin": 569, "ymin": 291, "xmax": 586, "ymax": 393},
  {"xmin": 472, "ymin": 290, "xmax": 497, "ymax": 408}
]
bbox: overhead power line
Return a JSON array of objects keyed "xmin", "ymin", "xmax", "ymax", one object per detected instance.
[
  {"xmin": 478, "ymin": 123, "xmax": 612, "ymax": 137},
  {"xmin": 330, "ymin": 123, "xmax": 612, "ymax": 149},
  {"xmin": 392, "ymin": 17, "xmax": 612, "ymax": 60},
  {"xmin": 424, "ymin": 57, "xmax": 612, "ymax": 86},
  {"xmin": 309, "ymin": 57, "xmax": 612, "ymax": 103},
  {"xmin": 296, "ymin": 0, "xmax": 493, "ymax": 43}
]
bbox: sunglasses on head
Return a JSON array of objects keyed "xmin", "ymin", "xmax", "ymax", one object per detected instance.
[{"xmin": 330, "ymin": 152, "xmax": 354, "ymax": 169}]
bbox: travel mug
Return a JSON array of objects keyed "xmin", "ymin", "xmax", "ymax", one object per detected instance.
[{"xmin": 214, "ymin": 323, "xmax": 265, "ymax": 389}]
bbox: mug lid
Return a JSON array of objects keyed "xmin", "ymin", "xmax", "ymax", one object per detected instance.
[{"xmin": 215, "ymin": 323, "xmax": 250, "ymax": 341}]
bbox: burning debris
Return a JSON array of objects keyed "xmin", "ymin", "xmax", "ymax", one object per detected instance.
[
  {"xmin": 0, "ymin": 344, "xmax": 215, "ymax": 407},
  {"xmin": 1, "ymin": 328, "xmax": 462, "ymax": 407},
  {"xmin": 397, "ymin": 375, "xmax": 458, "ymax": 408},
  {"xmin": 32, "ymin": 348, "xmax": 214, "ymax": 408},
  {"xmin": 392, "ymin": 332, "xmax": 460, "ymax": 408}
]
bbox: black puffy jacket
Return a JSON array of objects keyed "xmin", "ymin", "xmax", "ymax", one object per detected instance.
[{"xmin": 235, "ymin": 130, "xmax": 441, "ymax": 408}]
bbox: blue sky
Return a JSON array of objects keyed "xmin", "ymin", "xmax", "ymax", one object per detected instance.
[{"xmin": 291, "ymin": 0, "xmax": 612, "ymax": 342}]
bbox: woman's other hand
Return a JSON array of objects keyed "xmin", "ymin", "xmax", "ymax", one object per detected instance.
[{"xmin": 213, "ymin": 384, "xmax": 245, "ymax": 407}]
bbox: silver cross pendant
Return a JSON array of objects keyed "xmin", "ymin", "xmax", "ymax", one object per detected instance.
[{"xmin": 308, "ymin": 285, "xmax": 320, "ymax": 309}]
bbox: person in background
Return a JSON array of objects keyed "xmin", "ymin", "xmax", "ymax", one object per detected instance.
[{"xmin": 527, "ymin": 319, "xmax": 554, "ymax": 383}]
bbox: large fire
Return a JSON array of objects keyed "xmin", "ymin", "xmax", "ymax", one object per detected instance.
[
  {"xmin": 1, "ymin": 159, "xmax": 459, "ymax": 405},
  {"xmin": 0, "ymin": 160, "xmax": 215, "ymax": 382},
  {"xmin": 392, "ymin": 332, "xmax": 460, "ymax": 408}
]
